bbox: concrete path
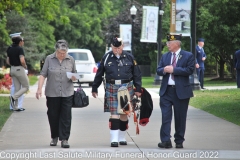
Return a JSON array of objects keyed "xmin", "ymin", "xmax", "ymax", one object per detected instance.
[{"xmin": 0, "ymin": 84, "xmax": 240, "ymax": 160}]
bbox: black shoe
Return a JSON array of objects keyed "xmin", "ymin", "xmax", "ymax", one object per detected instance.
[
  {"xmin": 176, "ymin": 143, "xmax": 183, "ymax": 148},
  {"xmin": 201, "ymin": 87, "xmax": 206, "ymax": 89},
  {"xmin": 61, "ymin": 140, "xmax": 70, "ymax": 148},
  {"xmin": 50, "ymin": 137, "xmax": 58, "ymax": 146},
  {"xmin": 9, "ymin": 96, "xmax": 15, "ymax": 108},
  {"xmin": 158, "ymin": 141, "xmax": 172, "ymax": 148},
  {"xmin": 111, "ymin": 142, "xmax": 118, "ymax": 147},
  {"xmin": 119, "ymin": 141, "xmax": 127, "ymax": 145}
]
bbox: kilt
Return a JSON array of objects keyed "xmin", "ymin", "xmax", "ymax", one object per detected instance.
[{"xmin": 104, "ymin": 81, "xmax": 134, "ymax": 114}]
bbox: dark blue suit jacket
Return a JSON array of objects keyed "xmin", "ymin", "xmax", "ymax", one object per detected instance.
[
  {"xmin": 196, "ymin": 46, "xmax": 206, "ymax": 68},
  {"xmin": 157, "ymin": 50, "xmax": 195, "ymax": 99},
  {"xmin": 234, "ymin": 50, "xmax": 240, "ymax": 69}
]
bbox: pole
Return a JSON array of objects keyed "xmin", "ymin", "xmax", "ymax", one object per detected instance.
[
  {"xmin": 190, "ymin": 0, "xmax": 201, "ymax": 90},
  {"xmin": 131, "ymin": 15, "xmax": 135, "ymax": 56},
  {"xmin": 154, "ymin": 0, "xmax": 163, "ymax": 85}
]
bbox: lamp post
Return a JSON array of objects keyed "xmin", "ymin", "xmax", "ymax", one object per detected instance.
[
  {"xmin": 190, "ymin": 0, "xmax": 201, "ymax": 90},
  {"xmin": 154, "ymin": 0, "xmax": 164, "ymax": 85},
  {"xmin": 130, "ymin": 5, "xmax": 137, "ymax": 55},
  {"xmin": 230, "ymin": 54, "xmax": 234, "ymax": 78}
]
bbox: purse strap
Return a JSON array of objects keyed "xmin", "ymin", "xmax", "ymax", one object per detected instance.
[{"xmin": 77, "ymin": 79, "xmax": 82, "ymax": 88}]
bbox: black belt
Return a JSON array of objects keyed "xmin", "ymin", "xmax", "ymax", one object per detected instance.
[
  {"xmin": 11, "ymin": 65, "xmax": 21, "ymax": 67},
  {"xmin": 168, "ymin": 85, "xmax": 176, "ymax": 88},
  {"xmin": 106, "ymin": 79, "xmax": 132, "ymax": 84}
]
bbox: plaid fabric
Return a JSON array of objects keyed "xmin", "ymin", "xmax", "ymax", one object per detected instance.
[{"xmin": 104, "ymin": 81, "xmax": 134, "ymax": 114}]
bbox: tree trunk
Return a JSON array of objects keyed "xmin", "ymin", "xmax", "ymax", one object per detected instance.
[
  {"xmin": 219, "ymin": 57, "xmax": 225, "ymax": 79},
  {"xmin": 216, "ymin": 59, "xmax": 219, "ymax": 77},
  {"xmin": 0, "ymin": 59, "xmax": 3, "ymax": 67},
  {"xmin": 230, "ymin": 58, "xmax": 236, "ymax": 79}
]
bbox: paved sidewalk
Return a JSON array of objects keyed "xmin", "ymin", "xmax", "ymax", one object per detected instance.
[{"xmin": 0, "ymin": 84, "xmax": 240, "ymax": 160}]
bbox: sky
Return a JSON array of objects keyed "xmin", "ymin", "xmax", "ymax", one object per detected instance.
[{"xmin": 176, "ymin": 0, "xmax": 191, "ymax": 10}]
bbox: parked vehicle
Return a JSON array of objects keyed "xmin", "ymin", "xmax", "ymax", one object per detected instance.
[{"xmin": 68, "ymin": 49, "xmax": 98, "ymax": 86}]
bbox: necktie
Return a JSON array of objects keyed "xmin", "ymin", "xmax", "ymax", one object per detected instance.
[{"xmin": 171, "ymin": 53, "xmax": 176, "ymax": 80}]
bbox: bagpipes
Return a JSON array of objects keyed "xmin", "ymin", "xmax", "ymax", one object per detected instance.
[{"xmin": 117, "ymin": 86, "xmax": 153, "ymax": 134}]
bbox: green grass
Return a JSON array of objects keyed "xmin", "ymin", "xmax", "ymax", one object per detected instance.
[
  {"xmin": 0, "ymin": 97, "xmax": 12, "ymax": 131},
  {"xmin": 190, "ymin": 89, "xmax": 240, "ymax": 126},
  {"xmin": 142, "ymin": 76, "xmax": 239, "ymax": 126},
  {"xmin": 29, "ymin": 75, "xmax": 38, "ymax": 85},
  {"xmin": 142, "ymin": 76, "xmax": 236, "ymax": 88},
  {"xmin": 204, "ymin": 77, "xmax": 236, "ymax": 86},
  {"xmin": 0, "ymin": 75, "xmax": 38, "ymax": 131},
  {"xmin": 142, "ymin": 77, "xmax": 160, "ymax": 88}
]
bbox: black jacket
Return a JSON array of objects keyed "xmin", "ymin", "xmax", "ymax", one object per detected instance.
[{"xmin": 92, "ymin": 51, "xmax": 142, "ymax": 92}]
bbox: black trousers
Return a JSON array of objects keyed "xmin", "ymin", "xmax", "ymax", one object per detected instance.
[
  {"xmin": 160, "ymin": 86, "xmax": 189, "ymax": 144},
  {"xmin": 46, "ymin": 96, "xmax": 73, "ymax": 141}
]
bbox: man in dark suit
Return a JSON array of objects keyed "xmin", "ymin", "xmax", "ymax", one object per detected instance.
[
  {"xmin": 196, "ymin": 38, "xmax": 206, "ymax": 89},
  {"xmin": 234, "ymin": 50, "xmax": 240, "ymax": 88},
  {"xmin": 156, "ymin": 34, "xmax": 195, "ymax": 149}
]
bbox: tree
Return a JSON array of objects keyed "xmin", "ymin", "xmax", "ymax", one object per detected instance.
[
  {"xmin": 52, "ymin": 0, "xmax": 114, "ymax": 61},
  {"xmin": 0, "ymin": 0, "xmax": 31, "ymax": 66},
  {"xmin": 0, "ymin": 0, "xmax": 64, "ymax": 69},
  {"xmin": 104, "ymin": 0, "xmax": 171, "ymax": 71},
  {"xmin": 196, "ymin": 0, "xmax": 240, "ymax": 78}
]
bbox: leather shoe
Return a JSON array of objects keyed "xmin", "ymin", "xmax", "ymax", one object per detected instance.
[
  {"xmin": 111, "ymin": 142, "xmax": 118, "ymax": 147},
  {"xmin": 176, "ymin": 143, "xmax": 183, "ymax": 148},
  {"xmin": 119, "ymin": 141, "xmax": 127, "ymax": 145},
  {"xmin": 50, "ymin": 137, "xmax": 58, "ymax": 146},
  {"xmin": 61, "ymin": 140, "xmax": 70, "ymax": 148},
  {"xmin": 158, "ymin": 141, "xmax": 172, "ymax": 148}
]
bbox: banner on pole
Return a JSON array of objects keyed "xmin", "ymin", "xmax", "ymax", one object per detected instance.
[
  {"xmin": 120, "ymin": 24, "xmax": 132, "ymax": 51},
  {"xmin": 140, "ymin": 6, "xmax": 159, "ymax": 43},
  {"xmin": 170, "ymin": 0, "xmax": 191, "ymax": 36}
]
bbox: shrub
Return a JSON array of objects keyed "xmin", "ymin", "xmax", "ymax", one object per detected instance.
[
  {"xmin": 0, "ymin": 74, "xmax": 12, "ymax": 91},
  {"xmin": 0, "ymin": 67, "xmax": 10, "ymax": 75}
]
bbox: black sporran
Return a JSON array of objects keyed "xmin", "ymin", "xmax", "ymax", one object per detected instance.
[{"xmin": 72, "ymin": 87, "xmax": 89, "ymax": 108}]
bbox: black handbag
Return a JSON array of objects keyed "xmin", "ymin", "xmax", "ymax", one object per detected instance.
[{"xmin": 72, "ymin": 83, "xmax": 89, "ymax": 108}]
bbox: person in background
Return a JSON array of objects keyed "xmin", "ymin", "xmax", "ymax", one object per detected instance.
[
  {"xmin": 156, "ymin": 34, "xmax": 195, "ymax": 149},
  {"xmin": 36, "ymin": 40, "xmax": 77, "ymax": 148},
  {"xmin": 40, "ymin": 59, "xmax": 45, "ymax": 71},
  {"xmin": 92, "ymin": 37, "xmax": 142, "ymax": 147},
  {"xmin": 9, "ymin": 69, "xmax": 28, "ymax": 111},
  {"xmin": 234, "ymin": 50, "xmax": 240, "ymax": 88},
  {"xmin": 6, "ymin": 32, "xmax": 29, "ymax": 111},
  {"xmin": 195, "ymin": 38, "xmax": 206, "ymax": 89}
]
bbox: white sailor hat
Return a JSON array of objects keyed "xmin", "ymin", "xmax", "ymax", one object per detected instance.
[{"xmin": 9, "ymin": 32, "xmax": 22, "ymax": 38}]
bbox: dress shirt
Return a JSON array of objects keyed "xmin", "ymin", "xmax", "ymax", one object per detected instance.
[{"xmin": 168, "ymin": 48, "xmax": 181, "ymax": 85}]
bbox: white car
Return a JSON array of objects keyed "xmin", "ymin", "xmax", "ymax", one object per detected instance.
[{"xmin": 68, "ymin": 49, "xmax": 98, "ymax": 86}]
